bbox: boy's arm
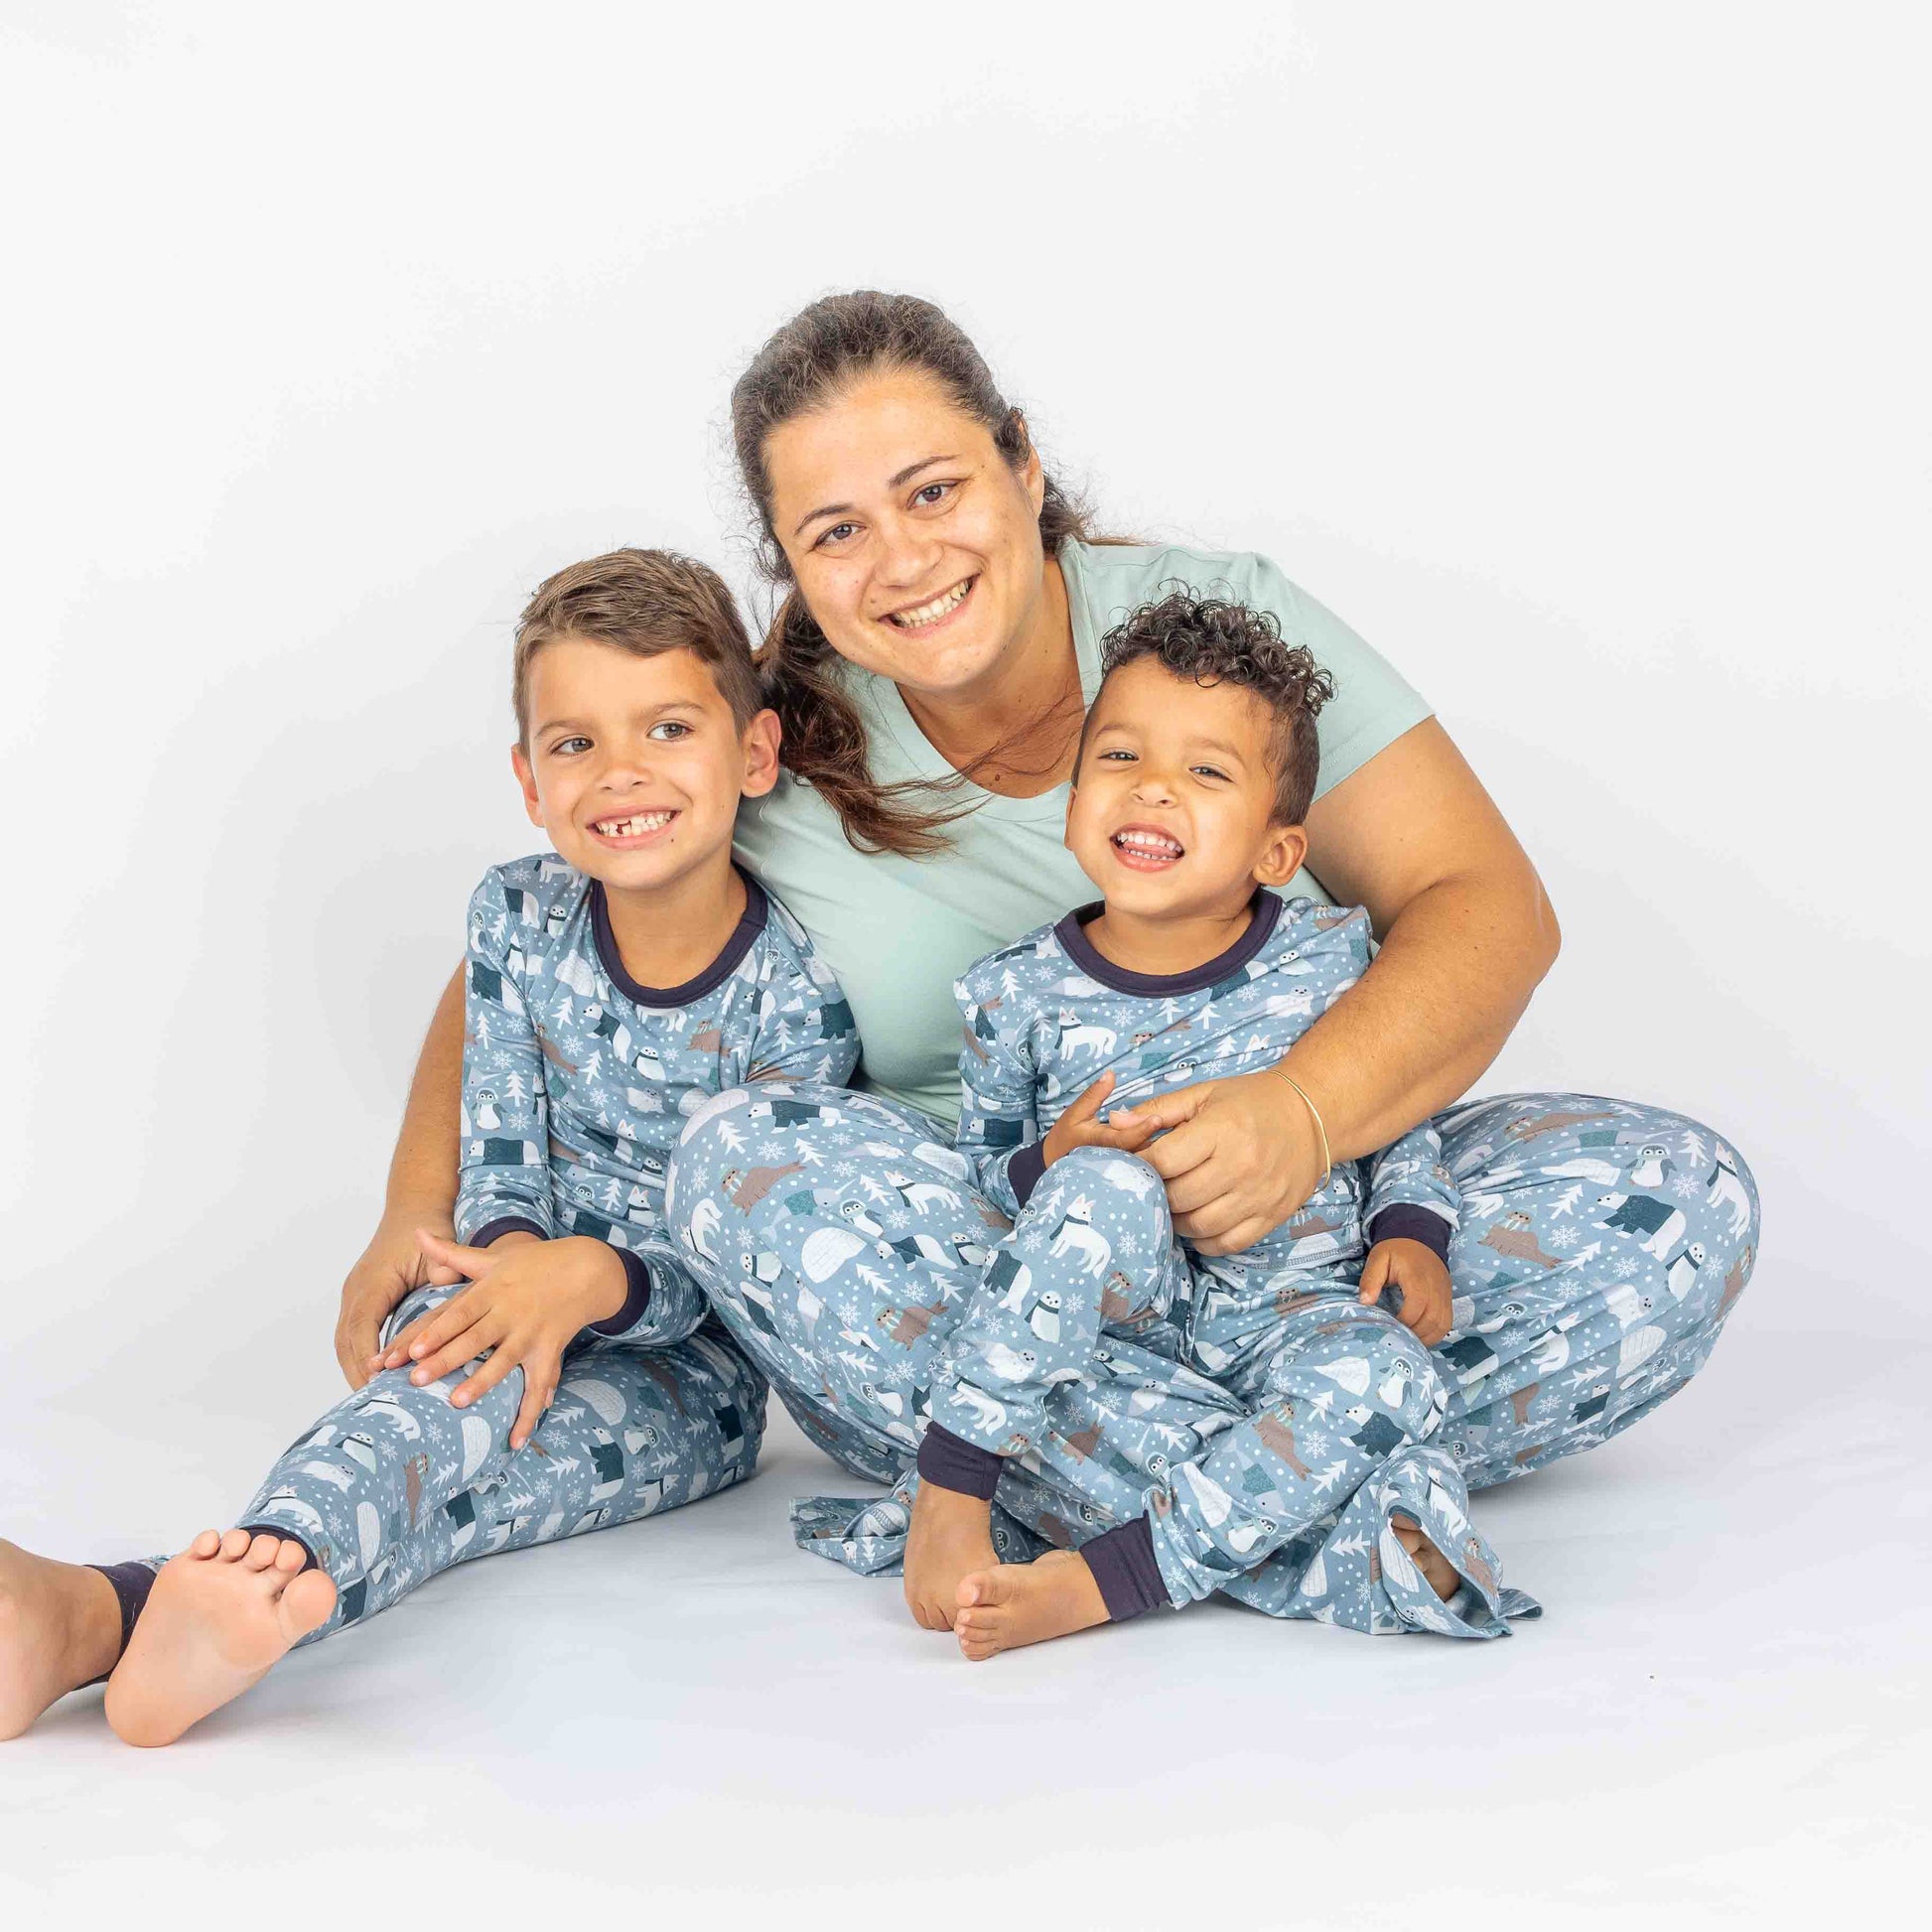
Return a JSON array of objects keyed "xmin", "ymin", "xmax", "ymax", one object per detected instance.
[
  {"xmin": 455, "ymin": 875, "xmax": 556, "ymax": 1245},
  {"xmin": 953, "ymin": 977, "xmax": 1044, "ymax": 1218},
  {"xmin": 593, "ymin": 945, "xmax": 861, "ymax": 1350},
  {"xmin": 1362, "ymin": 1121, "xmax": 1459, "ymax": 1261},
  {"xmin": 746, "ymin": 942, "xmax": 862, "ymax": 1087}
]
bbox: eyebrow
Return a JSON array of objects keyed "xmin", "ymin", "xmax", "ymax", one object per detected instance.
[
  {"xmin": 791, "ymin": 455, "xmax": 961, "ymax": 537},
  {"xmin": 1090, "ymin": 720, "xmax": 1250, "ymax": 762},
  {"xmin": 532, "ymin": 699, "xmax": 707, "ymax": 738}
]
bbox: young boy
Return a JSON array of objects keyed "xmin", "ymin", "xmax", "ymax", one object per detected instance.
[
  {"xmin": 3, "ymin": 548, "xmax": 857, "ymax": 1745},
  {"xmin": 903, "ymin": 590, "xmax": 1525, "ymax": 1656}
]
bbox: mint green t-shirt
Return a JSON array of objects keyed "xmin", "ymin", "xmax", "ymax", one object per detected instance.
[{"xmin": 733, "ymin": 541, "xmax": 1432, "ymax": 1129}]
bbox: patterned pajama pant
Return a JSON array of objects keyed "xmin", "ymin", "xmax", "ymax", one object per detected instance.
[
  {"xmin": 122, "ymin": 1295, "xmax": 765, "ymax": 1648},
  {"xmin": 666, "ymin": 1084, "xmax": 1760, "ymax": 1639}
]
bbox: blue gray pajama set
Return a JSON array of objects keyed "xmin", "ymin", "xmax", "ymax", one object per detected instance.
[
  {"xmin": 668, "ymin": 897, "xmax": 1762, "ymax": 1639},
  {"xmin": 88, "ymin": 855, "xmax": 858, "ymax": 1654}
]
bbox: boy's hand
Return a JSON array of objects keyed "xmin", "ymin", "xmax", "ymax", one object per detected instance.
[
  {"xmin": 1042, "ymin": 1070, "xmax": 1161, "ymax": 1169},
  {"xmin": 334, "ymin": 1203, "xmax": 464, "ymax": 1390},
  {"xmin": 1358, "ymin": 1237, "xmax": 1454, "ymax": 1347},
  {"xmin": 370, "ymin": 1231, "xmax": 628, "ymax": 1449}
]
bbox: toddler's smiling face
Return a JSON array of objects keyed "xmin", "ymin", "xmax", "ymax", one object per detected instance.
[{"xmin": 1065, "ymin": 656, "xmax": 1308, "ymax": 923}]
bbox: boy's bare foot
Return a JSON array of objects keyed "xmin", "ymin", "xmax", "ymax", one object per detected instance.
[
  {"xmin": 0, "ymin": 1540, "xmax": 125, "ymax": 1738},
  {"xmin": 903, "ymin": 1484, "xmax": 998, "ymax": 1632},
  {"xmin": 1391, "ymin": 1517, "xmax": 1460, "ymax": 1601},
  {"xmin": 104, "ymin": 1530, "xmax": 337, "ymax": 1747},
  {"xmin": 954, "ymin": 1550, "xmax": 1111, "ymax": 1660}
]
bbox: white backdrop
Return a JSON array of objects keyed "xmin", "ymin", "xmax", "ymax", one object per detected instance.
[{"xmin": 2, "ymin": 3, "xmax": 1926, "ymax": 1919}]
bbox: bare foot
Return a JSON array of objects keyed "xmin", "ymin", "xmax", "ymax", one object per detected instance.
[
  {"xmin": 902, "ymin": 1484, "xmax": 998, "ymax": 1632},
  {"xmin": 954, "ymin": 1550, "xmax": 1110, "ymax": 1660},
  {"xmin": 1392, "ymin": 1516, "xmax": 1460, "ymax": 1600},
  {"xmin": 0, "ymin": 1540, "xmax": 125, "ymax": 1738},
  {"xmin": 104, "ymin": 1530, "xmax": 337, "ymax": 1747}
]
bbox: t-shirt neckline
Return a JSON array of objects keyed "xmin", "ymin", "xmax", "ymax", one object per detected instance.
[
  {"xmin": 590, "ymin": 869, "xmax": 767, "ymax": 1007},
  {"xmin": 1054, "ymin": 888, "xmax": 1283, "ymax": 996}
]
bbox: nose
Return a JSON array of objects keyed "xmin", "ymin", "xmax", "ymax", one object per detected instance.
[
  {"xmin": 591, "ymin": 742, "xmax": 658, "ymax": 799},
  {"xmin": 1131, "ymin": 763, "xmax": 1178, "ymax": 806},
  {"xmin": 874, "ymin": 512, "xmax": 943, "ymax": 591}
]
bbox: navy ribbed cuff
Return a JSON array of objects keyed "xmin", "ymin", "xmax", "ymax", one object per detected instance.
[
  {"xmin": 591, "ymin": 1247, "xmax": 655, "ymax": 1336},
  {"xmin": 1079, "ymin": 1516, "xmax": 1167, "ymax": 1622},
  {"xmin": 85, "ymin": 1561, "xmax": 158, "ymax": 1661},
  {"xmin": 916, "ymin": 1423, "xmax": 1004, "ymax": 1500},
  {"xmin": 1007, "ymin": 1141, "xmax": 1049, "ymax": 1210},
  {"xmin": 1366, "ymin": 1204, "xmax": 1453, "ymax": 1263}
]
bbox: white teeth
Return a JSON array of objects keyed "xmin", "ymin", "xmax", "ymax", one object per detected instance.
[
  {"xmin": 595, "ymin": 811, "xmax": 674, "ymax": 837},
  {"xmin": 1114, "ymin": 829, "xmax": 1182, "ymax": 855},
  {"xmin": 888, "ymin": 579, "xmax": 972, "ymax": 627}
]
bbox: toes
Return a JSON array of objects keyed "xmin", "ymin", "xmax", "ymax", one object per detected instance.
[
  {"xmin": 957, "ymin": 1567, "xmax": 1012, "ymax": 1607},
  {"xmin": 216, "ymin": 1528, "xmax": 252, "ymax": 1562},
  {"xmin": 189, "ymin": 1530, "xmax": 222, "ymax": 1560},
  {"xmin": 276, "ymin": 1571, "xmax": 337, "ymax": 1642},
  {"xmin": 272, "ymin": 1540, "xmax": 308, "ymax": 1574},
  {"xmin": 242, "ymin": 1535, "xmax": 281, "ymax": 1573}
]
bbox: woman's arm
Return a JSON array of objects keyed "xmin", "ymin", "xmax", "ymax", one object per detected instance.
[
  {"xmin": 331, "ymin": 963, "xmax": 468, "ymax": 1385},
  {"xmin": 1289, "ymin": 717, "xmax": 1560, "ymax": 1156},
  {"xmin": 1124, "ymin": 720, "xmax": 1560, "ymax": 1255}
]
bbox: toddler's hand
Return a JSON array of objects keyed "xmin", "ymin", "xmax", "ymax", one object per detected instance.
[
  {"xmin": 1358, "ymin": 1237, "xmax": 1454, "ymax": 1348},
  {"xmin": 1041, "ymin": 1070, "xmax": 1161, "ymax": 1170},
  {"xmin": 370, "ymin": 1232, "xmax": 628, "ymax": 1449}
]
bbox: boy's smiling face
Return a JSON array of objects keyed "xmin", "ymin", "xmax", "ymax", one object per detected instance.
[
  {"xmin": 512, "ymin": 637, "xmax": 779, "ymax": 894},
  {"xmin": 1065, "ymin": 655, "xmax": 1309, "ymax": 922}
]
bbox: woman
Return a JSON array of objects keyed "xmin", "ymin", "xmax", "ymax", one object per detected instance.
[
  {"xmin": 658, "ymin": 293, "xmax": 1758, "ymax": 1648},
  {"xmin": 4, "ymin": 295, "xmax": 1756, "ymax": 1734}
]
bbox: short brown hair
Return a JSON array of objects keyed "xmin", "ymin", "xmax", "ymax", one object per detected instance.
[
  {"xmin": 512, "ymin": 548, "xmax": 763, "ymax": 741},
  {"xmin": 1075, "ymin": 590, "xmax": 1336, "ymax": 825}
]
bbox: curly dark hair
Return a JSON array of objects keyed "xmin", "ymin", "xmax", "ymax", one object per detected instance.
[{"xmin": 1076, "ymin": 590, "xmax": 1336, "ymax": 825}]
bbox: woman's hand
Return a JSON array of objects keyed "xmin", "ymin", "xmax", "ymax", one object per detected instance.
[
  {"xmin": 1358, "ymin": 1237, "xmax": 1454, "ymax": 1347},
  {"xmin": 370, "ymin": 1232, "xmax": 628, "ymax": 1449},
  {"xmin": 1109, "ymin": 1067, "xmax": 1326, "ymax": 1256},
  {"xmin": 334, "ymin": 1203, "xmax": 464, "ymax": 1390}
]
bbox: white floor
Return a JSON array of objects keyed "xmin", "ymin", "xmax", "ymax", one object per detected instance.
[{"xmin": 2, "ymin": 1264, "xmax": 1922, "ymax": 1927}]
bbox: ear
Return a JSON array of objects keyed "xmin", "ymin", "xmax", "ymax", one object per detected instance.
[
  {"xmin": 740, "ymin": 708, "xmax": 782, "ymax": 799},
  {"xmin": 1011, "ymin": 409, "xmax": 1045, "ymax": 518},
  {"xmin": 510, "ymin": 744, "xmax": 544, "ymax": 829},
  {"xmin": 1253, "ymin": 821, "xmax": 1310, "ymax": 889}
]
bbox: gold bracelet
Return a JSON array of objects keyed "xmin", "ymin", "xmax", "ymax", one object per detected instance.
[{"xmin": 1273, "ymin": 1065, "xmax": 1332, "ymax": 1188}]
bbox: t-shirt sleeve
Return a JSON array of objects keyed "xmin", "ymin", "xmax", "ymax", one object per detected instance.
[{"xmin": 1239, "ymin": 553, "xmax": 1434, "ymax": 801}]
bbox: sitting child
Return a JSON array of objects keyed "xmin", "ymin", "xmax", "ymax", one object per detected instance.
[
  {"xmin": 903, "ymin": 589, "xmax": 1521, "ymax": 1655},
  {"xmin": 0, "ymin": 548, "xmax": 856, "ymax": 1744}
]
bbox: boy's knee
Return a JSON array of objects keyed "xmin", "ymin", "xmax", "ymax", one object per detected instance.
[
  {"xmin": 1303, "ymin": 1308, "xmax": 1447, "ymax": 1442},
  {"xmin": 1034, "ymin": 1146, "xmax": 1170, "ymax": 1238}
]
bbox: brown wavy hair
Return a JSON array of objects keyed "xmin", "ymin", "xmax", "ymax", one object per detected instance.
[{"xmin": 731, "ymin": 291, "xmax": 1096, "ymax": 858}]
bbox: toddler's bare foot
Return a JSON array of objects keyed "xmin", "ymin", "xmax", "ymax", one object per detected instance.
[
  {"xmin": 1392, "ymin": 1517, "xmax": 1460, "ymax": 1601},
  {"xmin": 903, "ymin": 1484, "xmax": 998, "ymax": 1631},
  {"xmin": 104, "ymin": 1530, "xmax": 336, "ymax": 1746},
  {"xmin": 954, "ymin": 1550, "xmax": 1110, "ymax": 1661},
  {"xmin": 0, "ymin": 1540, "xmax": 124, "ymax": 1738}
]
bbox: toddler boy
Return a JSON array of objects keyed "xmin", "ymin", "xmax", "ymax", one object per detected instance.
[{"xmin": 903, "ymin": 590, "xmax": 1518, "ymax": 1655}]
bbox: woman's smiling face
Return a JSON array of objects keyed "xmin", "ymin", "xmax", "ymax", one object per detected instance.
[{"xmin": 763, "ymin": 366, "xmax": 1048, "ymax": 699}]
